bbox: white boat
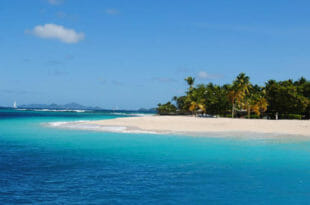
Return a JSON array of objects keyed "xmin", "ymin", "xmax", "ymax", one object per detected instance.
[{"xmin": 13, "ymin": 101, "xmax": 17, "ymax": 109}]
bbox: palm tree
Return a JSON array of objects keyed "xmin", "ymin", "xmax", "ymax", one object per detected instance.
[
  {"xmin": 249, "ymin": 96, "xmax": 268, "ymax": 117},
  {"xmin": 246, "ymin": 86, "xmax": 268, "ymax": 118},
  {"xmin": 257, "ymin": 97, "xmax": 268, "ymax": 116},
  {"xmin": 230, "ymin": 73, "xmax": 251, "ymax": 118},
  {"xmin": 185, "ymin": 77, "xmax": 195, "ymax": 90},
  {"xmin": 172, "ymin": 96, "xmax": 178, "ymax": 103},
  {"xmin": 185, "ymin": 83, "xmax": 206, "ymax": 116},
  {"xmin": 228, "ymin": 88, "xmax": 237, "ymax": 118},
  {"xmin": 246, "ymin": 92, "xmax": 258, "ymax": 118},
  {"xmin": 189, "ymin": 100, "xmax": 206, "ymax": 116},
  {"xmin": 190, "ymin": 101, "xmax": 206, "ymax": 114}
]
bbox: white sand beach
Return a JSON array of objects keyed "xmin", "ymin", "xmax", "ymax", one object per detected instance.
[{"xmin": 50, "ymin": 116, "xmax": 310, "ymax": 137}]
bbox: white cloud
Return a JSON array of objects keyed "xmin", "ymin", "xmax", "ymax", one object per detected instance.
[
  {"xmin": 48, "ymin": 0, "xmax": 64, "ymax": 5},
  {"xmin": 28, "ymin": 24, "xmax": 84, "ymax": 44},
  {"xmin": 198, "ymin": 71, "xmax": 209, "ymax": 79},
  {"xmin": 197, "ymin": 71, "xmax": 222, "ymax": 80},
  {"xmin": 105, "ymin": 9, "xmax": 120, "ymax": 15}
]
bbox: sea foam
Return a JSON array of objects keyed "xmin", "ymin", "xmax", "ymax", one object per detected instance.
[{"xmin": 46, "ymin": 121, "xmax": 157, "ymax": 134}]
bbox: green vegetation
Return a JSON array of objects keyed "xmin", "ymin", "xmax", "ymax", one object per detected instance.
[
  {"xmin": 157, "ymin": 73, "xmax": 310, "ymax": 119},
  {"xmin": 156, "ymin": 102, "xmax": 177, "ymax": 115}
]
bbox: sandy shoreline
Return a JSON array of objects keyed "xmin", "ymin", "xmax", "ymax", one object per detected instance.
[{"xmin": 48, "ymin": 115, "xmax": 310, "ymax": 138}]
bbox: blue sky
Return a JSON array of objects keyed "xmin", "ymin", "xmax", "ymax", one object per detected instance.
[{"xmin": 1, "ymin": 0, "xmax": 310, "ymax": 109}]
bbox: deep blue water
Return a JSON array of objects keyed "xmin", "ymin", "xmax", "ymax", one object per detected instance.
[{"xmin": 1, "ymin": 109, "xmax": 310, "ymax": 204}]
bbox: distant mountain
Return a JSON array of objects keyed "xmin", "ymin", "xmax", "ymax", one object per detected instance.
[
  {"xmin": 16, "ymin": 103, "xmax": 156, "ymax": 113},
  {"xmin": 19, "ymin": 103, "xmax": 102, "ymax": 110},
  {"xmin": 137, "ymin": 108, "xmax": 157, "ymax": 113}
]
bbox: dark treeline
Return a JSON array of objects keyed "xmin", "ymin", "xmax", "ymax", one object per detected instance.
[{"xmin": 157, "ymin": 73, "xmax": 310, "ymax": 119}]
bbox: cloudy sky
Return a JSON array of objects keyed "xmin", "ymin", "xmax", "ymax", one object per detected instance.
[{"xmin": 1, "ymin": 0, "xmax": 310, "ymax": 109}]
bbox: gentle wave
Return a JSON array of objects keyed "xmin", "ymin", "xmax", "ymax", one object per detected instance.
[{"xmin": 46, "ymin": 121, "xmax": 157, "ymax": 134}]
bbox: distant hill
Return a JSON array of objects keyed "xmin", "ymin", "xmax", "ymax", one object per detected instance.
[
  {"xmin": 19, "ymin": 103, "xmax": 102, "ymax": 110},
  {"xmin": 137, "ymin": 108, "xmax": 157, "ymax": 113},
  {"xmin": 17, "ymin": 103, "xmax": 156, "ymax": 113}
]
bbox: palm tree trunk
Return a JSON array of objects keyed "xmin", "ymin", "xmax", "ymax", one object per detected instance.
[
  {"xmin": 247, "ymin": 105, "xmax": 251, "ymax": 119},
  {"xmin": 232, "ymin": 103, "xmax": 235, "ymax": 118}
]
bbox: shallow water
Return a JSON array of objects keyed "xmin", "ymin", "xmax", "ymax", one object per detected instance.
[{"xmin": 1, "ymin": 109, "xmax": 310, "ymax": 204}]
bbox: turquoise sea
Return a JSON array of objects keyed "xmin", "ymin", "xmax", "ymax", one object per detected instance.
[{"xmin": 1, "ymin": 109, "xmax": 310, "ymax": 204}]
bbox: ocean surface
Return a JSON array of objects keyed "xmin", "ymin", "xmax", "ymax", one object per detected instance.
[{"xmin": 1, "ymin": 109, "xmax": 310, "ymax": 204}]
